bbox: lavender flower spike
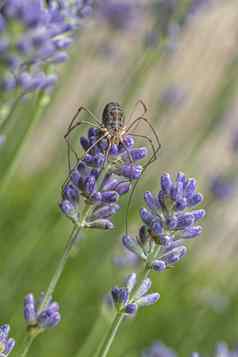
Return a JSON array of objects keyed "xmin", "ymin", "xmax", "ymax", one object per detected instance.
[
  {"xmin": 60, "ymin": 127, "xmax": 148, "ymax": 231},
  {"xmin": 0, "ymin": 324, "xmax": 15, "ymax": 356},
  {"xmin": 24, "ymin": 292, "xmax": 61, "ymax": 336},
  {"xmin": 122, "ymin": 172, "xmax": 206, "ymax": 271},
  {"xmin": 0, "ymin": 0, "xmax": 93, "ymax": 95},
  {"xmin": 111, "ymin": 273, "xmax": 159, "ymax": 316}
]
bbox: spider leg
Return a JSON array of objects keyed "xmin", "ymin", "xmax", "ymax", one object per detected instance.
[
  {"xmin": 124, "ymin": 117, "xmax": 161, "ymax": 233},
  {"xmin": 125, "ymin": 116, "xmax": 161, "ymax": 159},
  {"xmin": 127, "ymin": 100, "xmax": 148, "ymax": 126},
  {"xmin": 62, "ymin": 132, "xmax": 109, "ymax": 195},
  {"xmin": 64, "ymin": 106, "xmax": 101, "ymax": 173},
  {"xmin": 129, "ymin": 133, "xmax": 157, "ymax": 168}
]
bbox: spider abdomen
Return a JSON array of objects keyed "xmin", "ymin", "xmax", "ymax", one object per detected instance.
[{"xmin": 102, "ymin": 102, "xmax": 125, "ymax": 135}]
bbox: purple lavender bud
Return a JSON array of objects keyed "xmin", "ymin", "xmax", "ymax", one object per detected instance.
[
  {"xmin": 4, "ymin": 338, "xmax": 15, "ymax": 355},
  {"xmin": 88, "ymin": 127, "xmax": 98, "ymax": 138},
  {"xmin": 185, "ymin": 178, "xmax": 197, "ymax": 199},
  {"xmin": 192, "ymin": 209, "xmax": 206, "ymax": 221},
  {"xmin": 54, "ymin": 37, "xmax": 73, "ymax": 49},
  {"xmin": 151, "ymin": 219, "xmax": 163, "ymax": 235},
  {"xmin": 84, "ymin": 219, "xmax": 114, "ymax": 230},
  {"xmin": 175, "ymin": 213, "xmax": 195, "ymax": 229},
  {"xmin": 175, "ymin": 197, "xmax": 187, "ymax": 211},
  {"xmin": 157, "ymin": 190, "xmax": 166, "ymax": 208},
  {"xmin": 122, "ymin": 135, "xmax": 134, "ymax": 148},
  {"xmin": 70, "ymin": 169, "xmax": 81, "ymax": 186},
  {"xmin": 80, "ymin": 137, "xmax": 90, "ymax": 151},
  {"xmin": 124, "ymin": 303, "xmax": 137, "ymax": 315},
  {"xmin": 102, "ymin": 177, "xmax": 118, "ymax": 191},
  {"xmin": 140, "ymin": 208, "xmax": 154, "ymax": 225},
  {"xmin": 167, "ymin": 216, "xmax": 178, "ymax": 230},
  {"xmin": 160, "ymin": 234, "xmax": 173, "ymax": 248},
  {"xmin": 84, "ymin": 153, "xmax": 105, "ymax": 168},
  {"xmin": 122, "ymin": 147, "xmax": 148, "ymax": 162},
  {"xmin": 50, "ymin": 52, "xmax": 69, "ymax": 64},
  {"xmin": 59, "ymin": 200, "xmax": 78, "ymax": 220},
  {"xmin": 136, "ymin": 293, "xmax": 160, "ymax": 307},
  {"xmin": 115, "ymin": 182, "xmax": 131, "ymax": 195},
  {"xmin": 162, "ymin": 246, "xmax": 187, "ymax": 265},
  {"xmin": 110, "ymin": 144, "xmax": 119, "ymax": 155},
  {"xmin": 151, "ymin": 260, "xmax": 167, "ymax": 272},
  {"xmin": 161, "ymin": 173, "xmax": 173, "ymax": 194},
  {"xmin": 91, "ymin": 192, "xmax": 102, "ymax": 203},
  {"xmin": 125, "ymin": 273, "xmax": 137, "ymax": 293},
  {"xmin": 111, "ymin": 287, "xmax": 128, "ymax": 305},
  {"xmin": 188, "ymin": 193, "xmax": 203, "ymax": 207},
  {"xmin": 0, "ymin": 324, "xmax": 15, "ymax": 355},
  {"xmin": 84, "ymin": 175, "xmax": 96, "ymax": 195},
  {"xmin": 122, "ymin": 234, "xmax": 146, "ymax": 259},
  {"xmin": 101, "ymin": 191, "xmax": 119, "ymax": 203},
  {"xmin": 144, "ymin": 191, "xmax": 156, "ymax": 209},
  {"xmin": 90, "ymin": 204, "xmax": 120, "ymax": 219},
  {"xmin": 24, "ymin": 294, "xmax": 37, "ymax": 323},
  {"xmin": 176, "ymin": 171, "xmax": 187, "ymax": 187},
  {"xmin": 63, "ymin": 184, "xmax": 79, "ymax": 203},
  {"xmin": 134, "ymin": 278, "xmax": 152, "ymax": 299},
  {"xmin": 41, "ymin": 74, "xmax": 58, "ymax": 90},
  {"xmin": 181, "ymin": 226, "xmax": 202, "ymax": 239},
  {"xmin": 38, "ymin": 310, "xmax": 61, "ymax": 329},
  {"xmin": 171, "ymin": 181, "xmax": 183, "ymax": 201},
  {"xmin": 121, "ymin": 164, "xmax": 142, "ymax": 179}
]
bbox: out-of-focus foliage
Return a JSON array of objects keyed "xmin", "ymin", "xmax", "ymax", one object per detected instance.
[{"xmin": 1, "ymin": 1, "xmax": 238, "ymax": 356}]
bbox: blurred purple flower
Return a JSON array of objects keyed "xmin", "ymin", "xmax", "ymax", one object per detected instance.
[
  {"xmin": 0, "ymin": 0, "xmax": 93, "ymax": 94},
  {"xmin": 98, "ymin": 0, "xmax": 139, "ymax": 31},
  {"xmin": 0, "ymin": 324, "xmax": 15, "ymax": 356},
  {"xmin": 142, "ymin": 341, "xmax": 177, "ymax": 357},
  {"xmin": 24, "ymin": 292, "xmax": 61, "ymax": 334},
  {"xmin": 210, "ymin": 176, "xmax": 235, "ymax": 201}
]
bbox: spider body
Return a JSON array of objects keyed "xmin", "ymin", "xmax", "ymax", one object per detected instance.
[{"xmin": 101, "ymin": 102, "xmax": 126, "ymax": 144}]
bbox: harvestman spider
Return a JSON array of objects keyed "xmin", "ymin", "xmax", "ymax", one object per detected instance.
[
  {"xmin": 63, "ymin": 101, "xmax": 161, "ymax": 229},
  {"xmin": 64, "ymin": 100, "xmax": 161, "ymax": 172}
]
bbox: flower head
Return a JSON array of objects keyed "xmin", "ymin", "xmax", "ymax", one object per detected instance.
[
  {"xmin": 122, "ymin": 172, "xmax": 205, "ymax": 270},
  {"xmin": 60, "ymin": 127, "xmax": 148, "ymax": 230},
  {"xmin": 0, "ymin": 0, "xmax": 92, "ymax": 95},
  {"xmin": 210, "ymin": 176, "xmax": 235, "ymax": 201},
  {"xmin": 98, "ymin": 0, "xmax": 139, "ymax": 31},
  {"xmin": 111, "ymin": 273, "xmax": 160, "ymax": 316},
  {"xmin": 0, "ymin": 324, "xmax": 15, "ymax": 357},
  {"xmin": 24, "ymin": 292, "xmax": 61, "ymax": 335},
  {"xmin": 142, "ymin": 341, "xmax": 177, "ymax": 357}
]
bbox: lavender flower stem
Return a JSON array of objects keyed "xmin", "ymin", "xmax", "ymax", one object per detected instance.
[
  {"xmin": 20, "ymin": 335, "xmax": 35, "ymax": 357},
  {"xmin": 94, "ymin": 266, "xmax": 152, "ymax": 357},
  {"xmin": 38, "ymin": 225, "xmax": 81, "ymax": 313},
  {"xmin": 95, "ymin": 313, "xmax": 124, "ymax": 357},
  {"xmin": 0, "ymin": 92, "xmax": 24, "ymax": 131}
]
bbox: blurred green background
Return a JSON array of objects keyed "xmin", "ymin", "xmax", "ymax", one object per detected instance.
[{"xmin": 1, "ymin": 1, "xmax": 238, "ymax": 356}]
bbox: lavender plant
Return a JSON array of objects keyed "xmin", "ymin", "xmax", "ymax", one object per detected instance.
[
  {"xmin": 95, "ymin": 172, "xmax": 206, "ymax": 357},
  {"xmin": 19, "ymin": 125, "xmax": 147, "ymax": 356}
]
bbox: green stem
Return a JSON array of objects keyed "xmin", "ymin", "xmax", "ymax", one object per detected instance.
[
  {"xmin": 19, "ymin": 335, "xmax": 35, "ymax": 357},
  {"xmin": 0, "ymin": 93, "xmax": 23, "ymax": 132},
  {"xmin": 38, "ymin": 224, "xmax": 81, "ymax": 312},
  {"xmin": 95, "ymin": 313, "xmax": 124, "ymax": 357},
  {"xmin": 19, "ymin": 224, "xmax": 82, "ymax": 357},
  {"xmin": 1, "ymin": 92, "xmax": 45, "ymax": 190}
]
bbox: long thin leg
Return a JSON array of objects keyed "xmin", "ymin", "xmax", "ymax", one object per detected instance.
[
  {"xmin": 127, "ymin": 100, "xmax": 148, "ymax": 127},
  {"xmin": 125, "ymin": 116, "xmax": 161, "ymax": 158},
  {"xmin": 65, "ymin": 119, "xmax": 100, "ymax": 173},
  {"xmin": 130, "ymin": 133, "xmax": 157, "ymax": 167},
  {"xmin": 124, "ymin": 117, "xmax": 161, "ymax": 233},
  {"xmin": 62, "ymin": 132, "xmax": 109, "ymax": 193},
  {"xmin": 64, "ymin": 106, "xmax": 101, "ymax": 172}
]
